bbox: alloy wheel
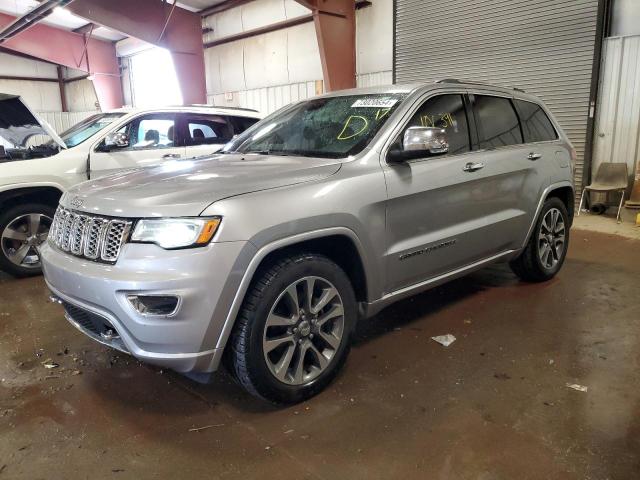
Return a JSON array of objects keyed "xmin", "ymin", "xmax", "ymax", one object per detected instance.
[
  {"xmin": 537, "ymin": 207, "xmax": 565, "ymax": 269},
  {"xmin": 1, "ymin": 213, "xmax": 52, "ymax": 269},
  {"xmin": 262, "ymin": 276, "xmax": 345, "ymax": 385}
]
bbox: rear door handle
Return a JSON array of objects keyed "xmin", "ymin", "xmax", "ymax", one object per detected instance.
[
  {"xmin": 162, "ymin": 153, "xmax": 181, "ymax": 159},
  {"xmin": 527, "ymin": 152, "xmax": 542, "ymax": 161},
  {"xmin": 462, "ymin": 162, "xmax": 485, "ymax": 172}
]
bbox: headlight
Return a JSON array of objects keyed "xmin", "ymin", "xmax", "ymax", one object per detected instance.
[{"xmin": 131, "ymin": 217, "xmax": 221, "ymax": 249}]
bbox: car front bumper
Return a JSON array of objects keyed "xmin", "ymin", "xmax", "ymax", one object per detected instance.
[{"xmin": 41, "ymin": 239, "xmax": 253, "ymax": 374}]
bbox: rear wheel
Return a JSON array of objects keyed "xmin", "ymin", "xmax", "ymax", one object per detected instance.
[
  {"xmin": 0, "ymin": 203, "xmax": 54, "ymax": 277},
  {"xmin": 510, "ymin": 197, "xmax": 569, "ymax": 282},
  {"xmin": 228, "ymin": 253, "xmax": 356, "ymax": 404}
]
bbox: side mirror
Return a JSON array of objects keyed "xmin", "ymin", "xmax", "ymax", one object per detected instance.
[
  {"xmin": 387, "ymin": 126, "xmax": 449, "ymax": 162},
  {"xmin": 103, "ymin": 132, "xmax": 129, "ymax": 150}
]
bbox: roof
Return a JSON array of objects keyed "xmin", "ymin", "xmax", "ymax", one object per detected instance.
[
  {"xmin": 104, "ymin": 105, "xmax": 262, "ymax": 118},
  {"xmin": 313, "ymin": 79, "xmax": 541, "ymax": 102}
]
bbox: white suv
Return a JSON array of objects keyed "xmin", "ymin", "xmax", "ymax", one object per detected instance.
[{"xmin": 0, "ymin": 94, "xmax": 261, "ymax": 276}]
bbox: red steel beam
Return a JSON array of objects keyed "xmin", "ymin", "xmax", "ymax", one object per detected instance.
[
  {"xmin": 67, "ymin": 0, "xmax": 207, "ymax": 105},
  {"xmin": 0, "ymin": 12, "xmax": 123, "ymax": 109},
  {"xmin": 296, "ymin": 0, "xmax": 355, "ymax": 92},
  {"xmin": 204, "ymin": 14, "xmax": 313, "ymax": 49}
]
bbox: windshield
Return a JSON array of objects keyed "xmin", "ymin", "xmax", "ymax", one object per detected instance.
[
  {"xmin": 223, "ymin": 93, "xmax": 407, "ymax": 158},
  {"xmin": 52, "ymin": 113, "xmax": 125, "ymax": 148}
]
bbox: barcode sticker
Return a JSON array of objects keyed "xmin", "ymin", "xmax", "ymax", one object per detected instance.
[{"xmin": 351, "ymin": 98, "xmax": 398, "ymax": 108}]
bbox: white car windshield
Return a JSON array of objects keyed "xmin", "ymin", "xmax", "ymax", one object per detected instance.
[{"xmin": 52, "ymin": 113, "xmax": 125, "ymax": 148}]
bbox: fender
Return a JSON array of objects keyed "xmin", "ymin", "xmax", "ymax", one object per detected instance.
[
  {"xmin": 521, "ymin": 180, "xmax": 574, "ymax": 248},
  {"xmin": 207, "ymin": 226, "xmax": 369, "ymax": 370},
  {"xmin": 0, "ymin": 181, "xmax": 66, "ymax": 196}
]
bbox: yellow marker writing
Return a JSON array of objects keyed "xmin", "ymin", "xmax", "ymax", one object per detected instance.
[
  {"xmin": 375, "ymin": 108, "xmax": 391, "ymax": 120},
  {"xmin": 337, "ymin": 115, "xmax": 369, "ymax": 140}
]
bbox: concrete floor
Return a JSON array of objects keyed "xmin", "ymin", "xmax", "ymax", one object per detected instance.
[{"xmin": 1, "ymin": 227, "xmax": 639, "ymax": 479}]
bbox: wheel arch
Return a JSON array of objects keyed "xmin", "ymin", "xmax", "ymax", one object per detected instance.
[
  {"xmin": 544, "ymin": 184, "xmax": 575, "ymax": 224},
  {"xmin": 521, "ymin": 181, "xmax": 574, "ymax": 248},
  {"xmin": 211, "ymin": 228, "xmax": 371, "ymax": 366},
  {"xmin": 0, "ymin": 186, "xmax": 63, "ymax": 213}
]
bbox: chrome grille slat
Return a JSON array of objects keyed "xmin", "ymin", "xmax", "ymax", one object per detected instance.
[{"xmin": 49, "ymin": 207, "xmax": 132, "ymax": 263}]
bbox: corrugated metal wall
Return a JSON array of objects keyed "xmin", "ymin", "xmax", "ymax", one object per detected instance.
[
  {"xmin": 593, "ymin": 35, "xmax": 640, "ymax": 185},
  {"xmin": 37, "ymin": 111, "xmax": 98, "ymax": 134},
  {"xmin": 208, "ymin": 80, "xmax": 321, "ymax": 115},
  {"xmin": 394, "ymin": 0, "xmax": 601, "ymax": 191}
]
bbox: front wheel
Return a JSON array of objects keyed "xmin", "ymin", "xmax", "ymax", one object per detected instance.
[
  {"xmin": 0, "ymin": 203, "xmax": 55, "ymax": 277},
  {"xmin": 227, "ymin": 253, "xmax": 356, "ymax": 404},
  {"xmin": 510, "ymin": 197, "xmax": 570, "ymax": 282}
]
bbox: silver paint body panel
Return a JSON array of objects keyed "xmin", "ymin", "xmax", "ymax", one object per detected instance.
[{"xmin": 41, "ymin": 82, "xmax": 575, "ymax": 374}]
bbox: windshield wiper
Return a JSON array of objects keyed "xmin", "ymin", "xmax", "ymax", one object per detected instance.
[{"xmin": 246, "ymin": 149, "xmax": 292, "ymax": 156}]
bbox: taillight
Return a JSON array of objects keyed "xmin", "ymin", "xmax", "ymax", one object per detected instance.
[{"xmin": 569, "ymin": 147, "xmax": 577, "ymax": 173}]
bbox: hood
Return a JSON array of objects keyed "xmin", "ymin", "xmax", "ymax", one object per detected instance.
[
  {"xmin": 63, "ymin": 153, "xmax": 342, "ymax": 217},
  {"xmin": 0, "ymin": 94, "xmax": 66, "ymax": 149}
]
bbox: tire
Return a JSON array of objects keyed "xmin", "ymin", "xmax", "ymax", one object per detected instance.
[
  {"xmin": 0, "ymin": 203, "xmax": 55, "ymax": 277},
  {"xmin": 510, "ymin": 197, "xmax": 570, "ymax": 282},
  {"xmin": 227, "ymin": 253, "xmax": 357, "ymax": 404}
]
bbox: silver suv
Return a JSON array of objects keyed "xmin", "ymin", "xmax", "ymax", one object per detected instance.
[{"xmin": 42, "ymin": 81, "xmax": 575, "ymax": 403}]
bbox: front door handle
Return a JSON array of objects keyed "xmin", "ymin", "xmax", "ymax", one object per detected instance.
[
  {"xmin": 527, "ymin": 152, "xmax": 542, "ymax": 161},
  {"xmin": 462, "ymin": 162, "xmax": 485, "ymax": 172},
  {"xmin": 162, "ymin": 153, "xmax": 181, "ymax": 159}
]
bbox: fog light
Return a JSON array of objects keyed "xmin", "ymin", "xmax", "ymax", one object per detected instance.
[{"xmin": 127, "ymin": 295, "xmax": 180, "ymax": 316}]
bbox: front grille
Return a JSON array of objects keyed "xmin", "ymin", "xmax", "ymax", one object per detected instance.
[{"xmin": 49, "ymin": 206, "xmax": 132, "ymax": 263}]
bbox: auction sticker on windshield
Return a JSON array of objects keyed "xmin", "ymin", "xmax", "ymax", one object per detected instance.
[{"xmin": 351, "ymin": 98, "xmax": 398, "ymax": 108}]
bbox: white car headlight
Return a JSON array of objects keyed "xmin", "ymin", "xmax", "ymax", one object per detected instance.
[{"xmin": 131, "ymin": 217, "xmax": 221, "ymax": 249}]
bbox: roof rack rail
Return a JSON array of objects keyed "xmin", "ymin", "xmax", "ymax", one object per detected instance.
[
  {"xmin": 187, "ymin": 104, "xmax": 260, "ymax": 113},
  {"xmin": 435, "ymin": 78, "xmax": 526, "ymax": 93}
]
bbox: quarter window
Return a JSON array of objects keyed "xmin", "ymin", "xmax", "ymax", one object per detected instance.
[
  {"xmin": 514, "ymin": 99, "xmax": 557, "ymax": 143},
  {"xmin": 404, "ymin": 94, "xmax": 471, "ymax": 155},
  {"xmin": 472, "ymin": 95, "xmax": 523, "ymax": 149}
]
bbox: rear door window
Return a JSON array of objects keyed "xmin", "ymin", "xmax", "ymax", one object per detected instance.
[
  {"xmin": 229, "ymin": 116, "xmax": 260, "ymax": 135},
  {"xmin": 184, "ymin": 115, "xmax": 234, "ymax": 146},
  {"xmin": 514, "ymin": 100, "xmax": 558, "ymax": 143},
  {"xmin": 472, "ymin": 95, "xmax": 523, "ymax": 149}
]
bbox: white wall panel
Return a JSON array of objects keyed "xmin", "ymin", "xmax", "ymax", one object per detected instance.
[
  {"xmin": 593, "ymin": 35, "xmax": 640, "ymax": 184},
  {"xmin": 65, "ymin": 79, "xmax": 99, "ymax": 112},
  {"xmin": 243, "ymin": 30, "xmax": 289, "ymax": 89},
  {"xmin": 286, "ymin": 23, "xmax": 322, "ymax": 83},
  {"xmin": 356, "ymin": 0, "xmax": 393, "ymax": 75},
  {"xmin": 217, "ymin": 42, "xmax": 247, "ymax": 92},
  {"xmin": 203, "ymin": 0, "xmax": 310, "ymax": 43},
  {"xmin": 37, "ymin": 111, "xmax": 97, "ymax": 134},
  {"xmin": 0, "ymin": 52, "xmax": 57, "ymax": 78},
  {"xmin": 0, "ymin": 79, "xmax": 61, "ymax": 111},
  {"xmin": 204, "ymin": 22, "xmax": 320, "ymax": 96},
  {"xmin": 241, "ymin": 0, "xmax": 287, "ymax": 30},
  {"xmin": 356, "ymin": 70, "xmax": 393, "ymax": 88},
  {"xmin": 208, "ymin": 80, "xmax": 319, "ymax": 115}
]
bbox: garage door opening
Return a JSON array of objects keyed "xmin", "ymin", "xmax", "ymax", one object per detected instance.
[{"xmin": 130, "ymin": 47, "xmax": 182, "ymax": 108}]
